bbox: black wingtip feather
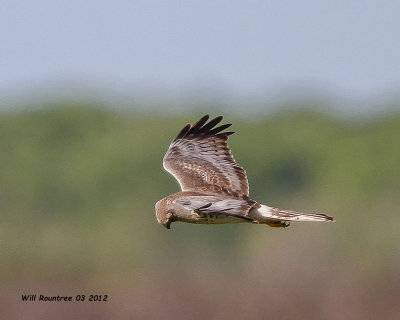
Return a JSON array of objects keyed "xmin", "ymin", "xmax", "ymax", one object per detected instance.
[
  {"xmin": 209, "ymin": 123, "xmax": 232, "ymax": 135},
  {"xmin": 174, "ymin": 115, "xmax": 233, "ymax": 141},
  {"xmin": 215, "ymin": 132, "xmax": 235, "ymax": 139},
  {"xmin": 191, "ymin": 114, "xmax": 210, "ymax": 132},
  {"xmin": 174, "ymin": 123, "xmax": 191, "ymax": 140},
  {"xmin": 199, "ymin": 116, "xmax": 224, "ymax": 132}
]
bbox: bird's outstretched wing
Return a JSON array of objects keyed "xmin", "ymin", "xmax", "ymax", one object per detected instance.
[
  {"xmin": 174, "ymin": 196, "xmax": 256, "ymax": 221},
  {"xmin": 163, "ymin": 115, "xmax": 249, "ymax": 197}
]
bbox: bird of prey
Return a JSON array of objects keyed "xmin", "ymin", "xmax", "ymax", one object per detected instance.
[{"xmin": 155, "ymin": 115, "xmax": 334, "ymax": 229}]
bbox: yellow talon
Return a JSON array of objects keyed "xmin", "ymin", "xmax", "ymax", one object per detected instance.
[{"xmin": 266, "ymin": 221, "xmax": 290, "ymax": 228}]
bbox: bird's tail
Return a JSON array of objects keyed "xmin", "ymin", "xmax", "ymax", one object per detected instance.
[{"xmin": 255, "ymin": 204, "xmax": 334, "ymax": 222}]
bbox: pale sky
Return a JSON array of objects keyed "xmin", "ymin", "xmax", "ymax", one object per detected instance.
[{"xmin": 1, "ymin": 0, "xmax": 400, "ymax": 105}]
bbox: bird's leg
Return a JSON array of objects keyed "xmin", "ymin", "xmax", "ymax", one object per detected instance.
[{"xmin": 266, "ymin": 221, "xmax": 290, "ymax": 228}]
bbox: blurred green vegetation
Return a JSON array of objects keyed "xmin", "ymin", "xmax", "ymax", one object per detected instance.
[{"xmin": 1, "ymin": 104, "xmax": 400, "ymax": 318}]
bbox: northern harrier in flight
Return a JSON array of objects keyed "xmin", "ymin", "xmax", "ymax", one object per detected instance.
[{"xmin": 156, "ymin": 115, "xmax": 334, "ymax": 229}]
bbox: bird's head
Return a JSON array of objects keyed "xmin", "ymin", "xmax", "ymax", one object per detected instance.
[{"xmin": 155, "ymin": 199, "xmax": 176, "ymax": 229}]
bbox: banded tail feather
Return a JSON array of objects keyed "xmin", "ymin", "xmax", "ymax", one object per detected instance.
[{"xmin": 251, "ymin": 204, "xmax": 334, "ymax": 223}]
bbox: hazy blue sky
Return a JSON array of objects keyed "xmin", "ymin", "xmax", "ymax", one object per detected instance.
[{"xmin": 1, "ymin": 0, "xmax": 399, "ymax": 101}]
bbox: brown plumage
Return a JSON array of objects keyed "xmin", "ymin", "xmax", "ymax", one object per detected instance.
[{"xmin": 156, "ymin": 115, "xmax": 334, "ymax": 229}]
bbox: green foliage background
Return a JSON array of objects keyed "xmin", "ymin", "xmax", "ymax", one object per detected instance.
[{"xmin": 1, "ymin": 104, "xmax": 400, "ymax": 319}]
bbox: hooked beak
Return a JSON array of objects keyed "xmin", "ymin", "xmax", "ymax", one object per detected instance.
[{"xmin": 163, "ymin": 220, "xmax": 172, "ymax": 229}]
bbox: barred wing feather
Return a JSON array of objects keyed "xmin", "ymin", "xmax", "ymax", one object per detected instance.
[{"xmin": 163, "ymin": 115, "xmax": 249, "ymax": 197}]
